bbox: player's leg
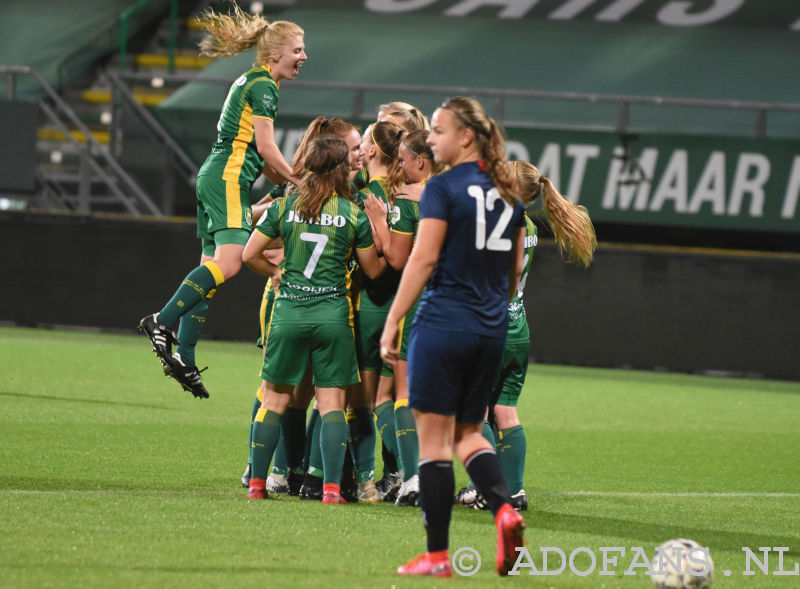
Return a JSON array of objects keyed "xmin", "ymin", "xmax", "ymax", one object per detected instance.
[
  {"xmin": 346, "ymin": 380, "xmax": 379, "ymax": 502},
  {"xmin": 451, "ymin": 335, "xmax": 524, "ymax": 576},
  {"xmin": 299, "ymin": 401, "xmax": 323, "ymax": 500},
  {"xmin": 310, "ymin": 321, "xmax": 361, "ymax": 504},
  {"xmin": 248, "ymin": 321, "xmax": 311, "ymax": 498},
  {"xmin": 248, "ymin": 380, "xmax": 293, "ymax": 499},
  {"xmin": 374, "ymin": 374, "xmax": 401, "ymax": 501},
  {"xmin": 394, "ymin": 300, "xmax": 420, "ymax": 504},
  {"xmin": 492, "ymin": 340, "xmax": 530, "ymax": 510}
]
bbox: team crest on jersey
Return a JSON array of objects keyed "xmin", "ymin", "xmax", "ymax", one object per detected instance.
[
  {"xmin": 235, "ymin": 75, "xmax": 247, "ymax": 86},
  {"xmin": 246, "ymin": 208, "xmax": 253, "ymax": 227},
  {"xmin": 390, "ymin": 205, "xmax": 401, "ymax": 225}
]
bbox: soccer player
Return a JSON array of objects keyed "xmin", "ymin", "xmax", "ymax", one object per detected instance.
[
  {"xmin": 241, "ymin": 117, "xmax": 364, "ymax": 494},
  {"xmin": 242, "ymin": 136, "xmax": 385, "ymax": 504},
  {"xmin": 352, "ymin": 102, "xmax": 428, "ymax": 191},
  {"xmin": 491, "ymin": 160, "xmax": 596, "ymax": 509},
  {"xmin": 138, "ymin": 4, "xmax": 306, "ymax": 398},
  {"xmin": 347, "ymin": 121, "xmax": 404, "ymax": 502},
  {"xmin": 380, "ymin": 97, "xmax": 526, "ymax": 577},
  {"xmin": 363, "ymin": 129, "xmax": 442, "ymax": 505}
]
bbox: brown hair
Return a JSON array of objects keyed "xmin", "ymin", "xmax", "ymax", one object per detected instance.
[
  {"xmin": 295, "ymin": 137, "xmax": 353, "ymax": 220},
  {"xmin": 291, "ymin": 116, "xmax": 358, "ymax": 178},
  {"xmin": 513, "ymin": 160, "xmax": 597, "ymax": 268},
  {"xmin": 197, "ymin": 3, "xmax": 303, "ymax": 64},
  {"xmin": 378, "ymin": 101, "xmax": 430, "ymax": 132},
  {"xmin": 368, "ymin": 121, "xmax": 405, "ymax": 203},
  {"xmin": 439, "ymin": 96, "xmax": 518, "ymax": 205},
  {"xmin": 402, "ymin": 130, "xmax": 446, "ymax": 177}
]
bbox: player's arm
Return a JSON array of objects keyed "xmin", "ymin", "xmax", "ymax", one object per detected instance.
[
  {"xmin": 243, "ymin": 229, "xmax": 280, "ymax": 278},
  {"xmin": 509, "ymin": 226, "xmax": 525, "ymax": 302},
  {"xmin": 254, "ymin": 118, "xmax": 301, "ymax": 185},
  {"xmin": 356, "ymin": 244, "xmax": 386, "ymax": 279}
]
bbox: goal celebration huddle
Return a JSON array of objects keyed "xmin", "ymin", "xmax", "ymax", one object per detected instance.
[{"xmin": 137, "ymin": 4, "xmax": 596, "ymax": 578}]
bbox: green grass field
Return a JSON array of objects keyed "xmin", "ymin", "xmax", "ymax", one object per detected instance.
[{"xmin": 1, "ymin": 326, "xmax": 798, "ymax": 588}]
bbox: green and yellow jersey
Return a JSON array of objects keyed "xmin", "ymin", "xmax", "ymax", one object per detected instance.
[
  {"xmin": 255, "ymin": 193, "xmax": 374, "ymax": 325},
  {"xmin": 356, "ymin": 175, "xmax": 401, "ymax": 310},
  {"xmin": 198, "ymin": 65, "xmax": 280, "ymax": 187},
  {"xmin": 506, "ymin": 215, "xmax": 538, "ymax": 343}
]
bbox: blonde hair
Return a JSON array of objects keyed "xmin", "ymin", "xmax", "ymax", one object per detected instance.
[
  {"xmin": 197, "ymin": 3, "xmax": 303, "ymax": 64},
  {"xmin": 291, "ymin": 116, "xmax": 358, "ymax": 178},
  {"xmin": 439, "ymin": 96, "xmax": 518, "ymax": 205},
  {"xmin": 367, "ymin": 121, "xmax": 405, "ymax": 204},
  {"xmin": 513, "ymin": 160, "xmax": 596, "ymax": 268},
  {"xmin": 295, "ymin": 137, "xmax": 353, "ymax": 220},
  {"xmin": 378, "ymin": 101, "xmax": 430, "ymax": 132}
]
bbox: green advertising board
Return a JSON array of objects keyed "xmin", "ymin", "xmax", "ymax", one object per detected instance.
[{"xmin": 257, "ymin": 115, "xmax": 800, "ymax": 233}]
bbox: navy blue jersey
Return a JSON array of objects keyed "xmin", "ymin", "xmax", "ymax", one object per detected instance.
[{"xmin": 414, "ymin": 161, "xmax": 525, "ymax": 336}]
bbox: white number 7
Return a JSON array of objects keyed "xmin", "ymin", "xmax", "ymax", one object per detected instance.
[{"xmin": 300, "ymin": 232, "xmax": 328, "ymax": 279}]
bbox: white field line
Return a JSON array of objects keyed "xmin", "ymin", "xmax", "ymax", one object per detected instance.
[{"xmin": 552, "ymin": 491, "xmax": 800, "ymax": 498}]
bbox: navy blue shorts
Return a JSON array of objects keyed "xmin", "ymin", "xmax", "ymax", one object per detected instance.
[{"xmin": 407, "ymin": 324, "xmax": 505, "ymax": 424}]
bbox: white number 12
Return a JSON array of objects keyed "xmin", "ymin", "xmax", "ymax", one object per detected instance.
[{"xmin": 467, "ymin": 185, "xmax": 513, "ymax": 251}]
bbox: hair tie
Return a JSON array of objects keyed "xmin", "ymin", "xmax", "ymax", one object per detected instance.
[
  {"xmin": 513, "ymin": 160, "xmax": 519, "ymax": 179},
  {"xmin": 383, "ymin": 115, "xmax": 408, "ymax": 132},
  {"xmin": 371, "ymin": 126, "xmax": 392, "ymax": 159},
  {"xmin": 402, "ymin": 140, "xmax": 432, "ymax": 161}
]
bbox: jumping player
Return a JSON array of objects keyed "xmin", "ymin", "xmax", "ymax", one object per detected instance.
[
  {"xmin": 380, "ymin": 97, "xmax": 527, "ymax": 577},
  {"xmin": 138, "ymin": 4, "xmax": 306, "ymax": 398}
]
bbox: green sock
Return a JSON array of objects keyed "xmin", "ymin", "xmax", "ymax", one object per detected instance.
[
  {"xmin": 307, "ymin": 409, "xmax": 323, "ymax": 476},
  {"xmin": 320, "ymin": 411, "xmax": 348, "ymax": 485},
  {"xmin": 247, "ymin": 389, "xmax": 261, "ymax": 464},
  {"xmin": 497, "ymin": 425, "xmax": 526, "ymax": 494},
  {"xmin": 395, "ymin": 401, "xmax": 419, "ymax": 481},
  {"xmin": 304, "ymin": 408, "xmax": 320, "ymax": 474},
  {"xmin": 347, "ymin": 407, "xmax": 376, "ymax": 482},
  {"xmin": 251, "ymin": 409, "xmax": 282, "ymax": 481},
  {"xmin": 175, "ymin": 298, "xmax": 208, "ymax": 366},
  {"xmin": 482, "ymin": 419, "xmax": 497, "ymax": 446},
  {"xmin": 157, "ymin": 264, "xmax": 220, "ymax": 329},
  {"xmin": 374, "ymin": 401, "xmax": 399, "ymax": 461}
]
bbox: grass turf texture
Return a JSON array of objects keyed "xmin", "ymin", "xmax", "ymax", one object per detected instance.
[{"xmin": 1, "ymin": 326, "xmax": 798, "ymax": 588}]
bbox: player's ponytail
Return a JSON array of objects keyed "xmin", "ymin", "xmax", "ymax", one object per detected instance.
[
  {"xmin": 514, "ymin": 160, "xmax": 596, "ymax": 268},
  {"xmin": 370, "ymin": 121, "xmax": 405, "ymax": 204},
  {"xmin": 295, "ymin": 137, "xmax": 352, "ymax": 220},
  {"xmin": 197, "ymin": 3, "xmax": 303, "ymax": 63},
  {"xmin": 440, "ymin": 96, "xmax": 519, "ymax": 205}
]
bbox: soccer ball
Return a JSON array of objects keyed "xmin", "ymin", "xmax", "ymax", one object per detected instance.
[{"xmin": 650, "ymin": 538, "xmax": 714, "ymax": 589}]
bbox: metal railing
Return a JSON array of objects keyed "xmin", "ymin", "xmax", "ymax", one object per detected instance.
[
  {"xmin": 115, "ymin": 70, "xmax": 800, "ymax": 139},
  {"xmin": 1, "ymin": 65, "xmax": 162, "ymax": 215}
]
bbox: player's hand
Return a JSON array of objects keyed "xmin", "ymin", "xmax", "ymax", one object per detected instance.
[
  {"xmin": 364, "ymin": 194, "xmax": 388, "ymax": 226},
  {"xmin": 397, "ymin": 182, "xmax": 423, "ymax": 202},
  {"xmin": 379, "ymin": 320, "xmax": 399, "ymax": 368}
]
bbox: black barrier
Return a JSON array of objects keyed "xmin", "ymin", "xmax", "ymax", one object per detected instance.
[{"xmin": 1, "ymin": 211, "xmax": 798, "ymax": 380}]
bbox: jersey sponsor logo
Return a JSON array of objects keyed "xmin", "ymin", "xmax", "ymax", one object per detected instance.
[
  {"xmin": 286, "ymin": 210, "xmax": 347, "ymax": 227},
  {"xmin": 525, "ymin": 234, "xmax": 538, "ymax": 249},
  {"xmin": 235, "ymin": 75, "xmax": 247, "ymax": 86}
]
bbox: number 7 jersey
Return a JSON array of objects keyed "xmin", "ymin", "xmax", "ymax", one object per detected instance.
[
  {"xmin": 415, "ymin": 161, "xmax": 526, "ymax": 336},
  {"xmin": 255, "ymin": 193, "xmax": 375, "ymax": 324}
]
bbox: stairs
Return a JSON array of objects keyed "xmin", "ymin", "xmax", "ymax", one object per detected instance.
[{"xmin": 32, "ymin": 5, "xmax": 214, "ymax": 215}]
